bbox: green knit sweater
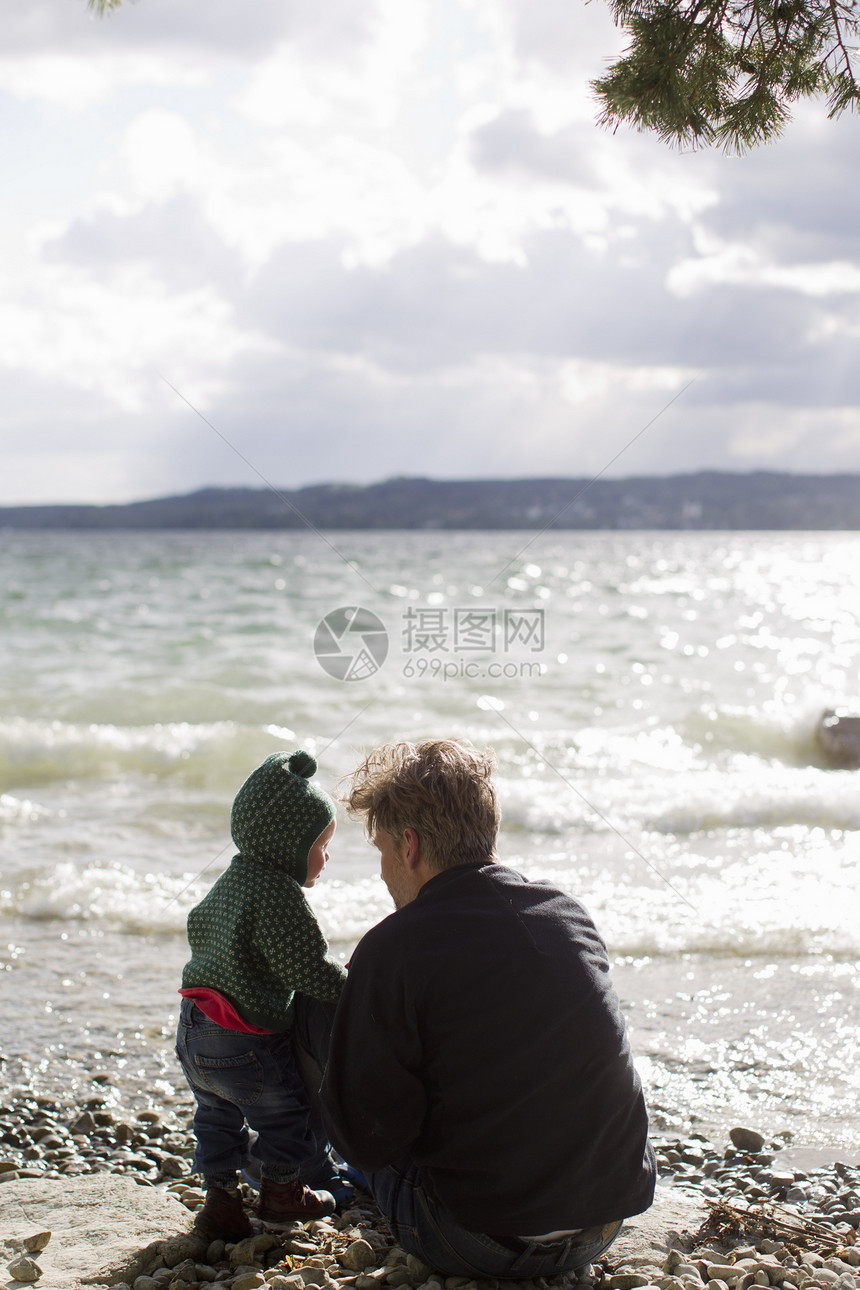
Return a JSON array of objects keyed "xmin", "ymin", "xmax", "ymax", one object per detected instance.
[{"xmin": 181, "ymin": 751, "xmax": 347, "ymax": 1032}]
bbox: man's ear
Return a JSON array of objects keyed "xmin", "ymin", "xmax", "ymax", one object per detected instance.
[{"xmin": 401, "ymin": 826, "xmax": 422, "ymax": 870}]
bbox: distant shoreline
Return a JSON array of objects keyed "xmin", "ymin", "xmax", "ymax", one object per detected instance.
[{"xmin": 2, "ymin": 471, "xmax": 860, "ymax": 531}]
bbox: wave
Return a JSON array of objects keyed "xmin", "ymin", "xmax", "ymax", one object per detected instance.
[
  {"xmin": 4, "ymin": 851, "xmax": 857, "ymax": 960},
  {"xmin": 0, "ymin": 859, "xmax": 391, "ymax": 947},
  {"xmin": 0, "ymin": 861, "xmax": 205, "ymax": 935},
  {"xmin": 645, "ymin": 769, "xmax": 860, "ymax": 833},
  {"xmin": 682, "ymin": 702, "xmax": 837, "ymax": 767},
  {"xmin": 0, "ymin": 792, "xmax": 46, "ymax": 824},
  {"xmin": 0, "ymin": 717, "xmax": 303, "ymax": 793},
  {"xmin": 499, "ymin": 766, "xmax": 860, "ymax": 836},
  {"xmin": 496, "ymin": 706, "xmax": 860, "ymax": 835},
  {"xmin": 513, "ymin": 856, "xmax": 860, "ymax": 959}
]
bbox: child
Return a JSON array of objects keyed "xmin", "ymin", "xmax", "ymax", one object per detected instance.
[{"xmin": 175, "ymin": 749, "xmax": 348, "ymax": 1240}]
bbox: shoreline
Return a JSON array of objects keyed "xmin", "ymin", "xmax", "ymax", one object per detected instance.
[
  {"xmin": 3, "ymin": 1091, "xmax": 860, "ymax": 1290},
  {"xmin": 4, "ymin": 1047, "xmax": 860, "ymax": 1163}
]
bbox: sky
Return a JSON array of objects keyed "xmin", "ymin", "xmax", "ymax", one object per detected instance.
[{"xmin": 2, "ymin": 0, "xmax": 860, "ymax": 505}]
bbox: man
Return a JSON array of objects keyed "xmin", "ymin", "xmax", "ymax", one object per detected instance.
[{"xmin": 320, "ymin": 738, "xmax": 655, "ymax": 1279}]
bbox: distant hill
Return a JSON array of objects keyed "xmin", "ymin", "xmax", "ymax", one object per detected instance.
[{"xmin": 2, "ymin": 472, "xmax": 860, "ymax": 530}]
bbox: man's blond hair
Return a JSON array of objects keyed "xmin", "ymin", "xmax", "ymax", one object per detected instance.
[{"xmin": 344, "ymin": 738, "xmax": 500, "ymax": 871}]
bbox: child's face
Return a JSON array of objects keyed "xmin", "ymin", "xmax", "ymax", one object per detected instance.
[{"xmin": 305, "ymin": 818, "xmax": 336, "ymax": 887}]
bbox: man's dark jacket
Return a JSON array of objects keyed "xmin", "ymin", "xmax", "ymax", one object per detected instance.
[{"xmin": 321, "ymin": 860, "xmax": 656, "ymax": 1236}]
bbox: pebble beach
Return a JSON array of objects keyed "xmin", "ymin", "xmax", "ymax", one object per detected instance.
[{"xmin": 3, "ymin": 1088, "xmax": 860, "ymax": 1290}]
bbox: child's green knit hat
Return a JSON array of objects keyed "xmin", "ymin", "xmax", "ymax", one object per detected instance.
[{"xmin": 230, "ymin": 750, "xmax": 335, "ymax": 885}]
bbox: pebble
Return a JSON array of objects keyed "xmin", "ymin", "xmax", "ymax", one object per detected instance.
[
  {"xmin": 340, "ymin": 1239, "xmax": 379, "ymax": 1272},
  {"xmin": 730, "ymin": 1130, "xmax": 767, "ymax": 1155},
  {"xmin": 6, "ymin": 1254, "xmax": 43, "ymax": 1282},
  {"xmin": 2, "ymin": 1092, "xmax": 859, "ymax": 1290},
  {"xmin": 23, "ymin": 1230, "xmax": 52, "ymax": 1253}
]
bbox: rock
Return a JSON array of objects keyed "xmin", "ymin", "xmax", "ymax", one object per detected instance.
[
  {"xmin": 21, "ymin": 1231, "xmax": 52, "ymax": 1254},
  {"xmin": 176, "ymin": 1186, "xmax": 204, "ymax": 1208},
  {"xmin": 233, "ymin": 1275, "xmax": 267, "ymax": 1290},
  {"xmin": 815, "ymin": 711, "xmax": 860, "ymax": 769},
  {"xmin": 206, "ymin": 1238, "xmax": 226, "ymax": 1264},
  {"xmin": 406, "ymin": 1257, "xmax": 433, "ymax": 1282},
  {"xmin": 294, "ymin": 1268, "xmax": 335, "ymax": 1287},
  {"xmin": 358, "ymin": 1229, "xmax": 391, "ymax": 1253},
  {"xmin": 168, "ymin": 1255, "xmax": 198, "ymax": 1281},
  {"xmin": 669, "ymin": 1262, "xmax": 704, "ymax": 1282},
  {"xmin": 386, "ymin": 1269, "xmax": 414, "ymax": 1287},
  {"xmin": 0, "ymin": 1174, "xmax": 190, "ymax": 1289},
  {"xmin": 730, "ymin": 1129, "xmax": 766, "ymax": 1154},
  {"xmin": 340, "ymin": 1240, "xmax": 379, "ymax": 1272},
  {"xmin": 158, "ymin": 1233, "xmax": 208, "ymax": 1268},
  {"xmin": 229, "ymin": 1234, "xmax": 277, "ymax": 1267},
  {"xmin": 7, "ymin": 1254, "xmax": 43, "ymax": 1281},
  {"xmin": 609, "ymin": 1275, "xmax": 652, "ymax": 1289},
  {"xmin": 159, "ymin": 1155, "xmax": 189, "ymax": 1179},
  {"xmin": 286, "ymin": 1238, "xmax": 319, "ymax": 1256},
  {"xmin": 607, "ymin": 1187, "xmax": 709, "ymax": 1268}
]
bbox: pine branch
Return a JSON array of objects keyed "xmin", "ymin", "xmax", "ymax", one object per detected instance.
[{"xmin": 593, "ymin": 0, "xmax": 860, "ymax": 148}]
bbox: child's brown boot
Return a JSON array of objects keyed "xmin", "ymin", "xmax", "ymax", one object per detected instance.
[
  {"xmin": 194, "ymin": 1186, "xmax": 255, "ymax": 1241},
  {"xmin": 258, "ymin": 1177, "xmax": 336, "ymax": 1224}
]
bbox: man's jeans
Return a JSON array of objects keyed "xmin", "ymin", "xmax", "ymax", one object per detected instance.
[
  {"xmin": 291, "ymin": 997, "xmax": 623, "ymax": 1279},
  {"xmin": 366, "ymin": 1159, "xmax": 623, "ymax": 1279},
  {"xmin": 175, "ymin": 997, "xmax": 328, "ymax": 1185}
]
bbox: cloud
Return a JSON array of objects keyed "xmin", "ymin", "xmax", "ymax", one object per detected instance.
[
  {"xmin": 0, "ymin": 0, "xmax": 369, "ymax": 61},
  {"xmin": 470, "ymin": 109, "xmax": 598, "ymax": 185},
  {"xmin": 0, "ymin": 0, "xmax": 375, "ymax": 113},
  {"xmin": 2, "ymin": 0, "xmax": 860, "ymax": 505},
  {"xmin": 0, "ymin": 246, "xmax": 277, "ymax": 413}
]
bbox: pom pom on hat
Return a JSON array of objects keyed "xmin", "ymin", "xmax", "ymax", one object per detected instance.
[{"xmin": 288, "ymin": 750, "xmax": 317, "ymax": 779}]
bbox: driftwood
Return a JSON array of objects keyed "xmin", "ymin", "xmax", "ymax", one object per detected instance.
[{"xmin": 696, "ymin": 1198, "xmax": 856, "ymax": 1255}]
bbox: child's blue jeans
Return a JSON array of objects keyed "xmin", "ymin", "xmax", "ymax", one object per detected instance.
[{"xmin": 175, "ymin": 997, "xmax": 328, "ymax": 1186}]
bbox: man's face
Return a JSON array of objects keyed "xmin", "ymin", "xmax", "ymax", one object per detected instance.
[{"xmin": 373, "ymin": 828, "xmax": 416, "ymax": 910}]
